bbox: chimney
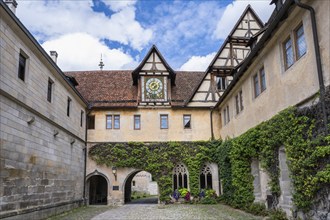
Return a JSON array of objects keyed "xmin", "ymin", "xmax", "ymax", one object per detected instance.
[
  {"xmin": 4, "ymin": 0, "xmax": 18, "ymax": 14},
  {"xmin": 50, "ymin": 51, "xmax": 58, "ymax": 64}
]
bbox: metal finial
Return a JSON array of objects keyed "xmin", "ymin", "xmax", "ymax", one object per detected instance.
[{"xmin": 99, "ymin": 54, "xmax": 104, "ymax": 70}]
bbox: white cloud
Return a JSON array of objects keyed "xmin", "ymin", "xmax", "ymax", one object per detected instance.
[
  {"xmin": 213, "ymin": 0, "xmax": 274, "ymax": 40},
  {"xmin": 42, "ymin": 33, "xmax": 137, "ymax": 71},
  {"xmin": 16, "ymin": 0, "xmax": 152, "ymax": 50},
  {"xmin": 180, "ymin": 53, "xmax": 216, "ymax": 71},
  {"xmin": 103, "ymin": 0, "xmax": 137, "ymax": 12}
]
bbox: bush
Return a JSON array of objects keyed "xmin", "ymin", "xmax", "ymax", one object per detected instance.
[
  {"xmin": 245, "ymin": 203, "xmax": 268, "ymax": 216},
  {"xmin": 269, "ymin": 209, "xmax": 288, "ymax": 220},
  {"xmin": 178, "ymin": 188, "xmax": 189, "ymax": 197},
  {"xmin": 200, "ymin": 197, "xmax": 217, "ymax": 204}
]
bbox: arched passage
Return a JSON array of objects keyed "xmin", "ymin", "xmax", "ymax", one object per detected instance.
[
  {"xmin": 88, "ymin": 175, "xmax": 108, "ymax": 205},
  {"xmin": 124, "ymin": 170, "xmax": 158, "ymax": 204}
]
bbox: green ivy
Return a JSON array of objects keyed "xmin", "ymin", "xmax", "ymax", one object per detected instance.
[
  {"xmin": 216, "ymin": 107, "xmax": 330, "ymax": 212},
  {"xmin": 89, "ymin": 141, "xmax": 220, "ymax": 202}
]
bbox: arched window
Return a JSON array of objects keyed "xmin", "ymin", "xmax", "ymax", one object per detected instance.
[
  {"xmin": 173, "ymin": 163, "xmax": 188, "ymax": 190},
  {"xmin": 200, "ymin": 164, "xmax": 213, "ymax": 189}
]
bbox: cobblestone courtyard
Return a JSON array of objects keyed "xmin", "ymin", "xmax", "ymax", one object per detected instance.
[{"xmin": 48, "ymin": 204, "xmax": 264, "ymax": 220}]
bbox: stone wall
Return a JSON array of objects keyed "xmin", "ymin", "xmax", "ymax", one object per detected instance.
[{"xmin": 0, "ymin": 95, "xmax": 85, "ymax": 219}]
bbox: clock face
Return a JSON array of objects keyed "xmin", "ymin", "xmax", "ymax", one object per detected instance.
[{"xmin": 144, "ymin": 77, "xmax": 165, "ymax": 100}]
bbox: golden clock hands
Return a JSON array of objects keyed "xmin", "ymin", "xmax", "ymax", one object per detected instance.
[{"xmin": 149, "ymin": 82, "xmax": 159, "ymax": 90}]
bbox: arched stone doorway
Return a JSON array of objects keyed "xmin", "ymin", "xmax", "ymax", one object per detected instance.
[
  {"xmin": 124, "ymin": 170, "xmax": 158, "ymax": 204},
  {"xmin": 88, "ymin": 175, "xmax": 108, "ymax": 205}
]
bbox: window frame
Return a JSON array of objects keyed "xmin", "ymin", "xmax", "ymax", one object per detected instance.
[
  {"xmin": 80, "ymin": 110, "xmax": 84, "ymax": 127},
  {"xmin": 235, "ymin": 90, "xmax": 244, "ymax": 115},
  {"xmin": 87, "ymin": 115, "xmax": 95, "ymax": 130},
  {"xmin": 67, "ymin": 97, "xmax": 71, "ymax": 117},
  {"xmin": 18, "ymin": 53, "xmax": 27, "ymax": 81},
  {"xmin": 283, "ymin": 23, "xmax": 306, "ymax": 70},
  {"xmin": 253, "ymin": 67, "xmax": 266, "ymax": 98},
  {"xmin": 106, "ymin": 115, "xmax": 112, "ymax": 129},
  {"xmin": 160, "ymin": 114, "xmax": 168, "ymax": 129},
  {"xmin": 294, "ymin": 24, "xmax": 306, "ymax": 59},
  {"xmin": 183, "ymin": 114, "xmax": 191, "ymax": 129},
  {"xmin": 134, "ymin": 115, "xmax": 141, "ymax": 130},
  {"xmin": 47, "ymin": 78, "xmax": 54, "ymax": 103},
  {"xmin": 216, "ymin": 76, "xmax": 227, "ymax": 91},
  {"xmin": 113, "ymin": 115, "xmax": 120, "ymax": 129}
]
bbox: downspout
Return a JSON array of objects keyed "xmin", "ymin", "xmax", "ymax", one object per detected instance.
[
  {"xmin": 83, "ymin": 106, "xmax": 92, "ymax": 205},
  {"xmin": 210, "ymin": 108, "xmax": 215, "ymax": 140},
  {"xmin": 294, "ymin": 0, "xmax": 328, "ymax": 134}
]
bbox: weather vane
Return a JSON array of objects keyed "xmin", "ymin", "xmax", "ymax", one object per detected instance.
[{"xmin": 99, "ymin": 54, "xmax": 104, "ymax": 70}]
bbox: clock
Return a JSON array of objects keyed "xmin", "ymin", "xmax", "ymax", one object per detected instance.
[{"xmin": 144, "ymin": 77, "xmax": 165, "ymax": 100}]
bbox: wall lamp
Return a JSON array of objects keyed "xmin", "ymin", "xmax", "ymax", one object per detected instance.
[{"xmin": 112, "ymin": 166, "xmax": 117, "ymax": 181}]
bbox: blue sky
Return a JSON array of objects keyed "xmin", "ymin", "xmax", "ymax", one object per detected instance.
[{"xmin": 16, "ymin": 0, "xmax": 274, "ymax": 71}]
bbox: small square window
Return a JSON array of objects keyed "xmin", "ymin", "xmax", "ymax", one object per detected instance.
[
  {"xmin": 106, "ymin": 115, "xmax": 112, "ymax": 129},
  {"xmin": 160, "ymin": 115, "xmax": 168, "ymax": 129},
  {"xmin": 183, "ymin": 115, "xmax": 191, "ymax": 129},
  {"xmin": 88, "ymin": 115, "xmax": 95, "ymax": 130},
  {"xmin": 114, "ymin": 115, "xmax": 120, "ymax": 129},
  {"xmin": 134, "ymin": 115, "xmax": 141, "ymax": 130},
  {"xmin": 18, "ymin": 53, "xmax": 26, "ymax": 81}
]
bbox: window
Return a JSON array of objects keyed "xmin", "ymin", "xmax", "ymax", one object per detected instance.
[
  {"xmin": 253, "ymin": 67, "xmax": 267, "ymax": 98},
  {"xmin": 183, "ymin": 115, "xmax": 191, "ymax": 129},
  {"xmin": 106, "ymin": 115, "xmax": 112, "ymax": 129},
  {"xmin": 216, "ymin": 76, "xmax": 227, "ymax": 91},
  {"xmin": 173, "ymin": 164, "xmax": 188, "ymax": 190},
  {"xmin": 134, "ymin": 115, "xmax": 141, "ymax": 130},
  {"xmin": 87, "ymin": 115, "xmax": 95, "ymax": 129},
  {"xmin": 235, "ymin": 90, "xmax": 244, "ymax": 115},
  {"xmin": 200, "ymin": 165, "xmax": 213, "ymax": 190},
  {"xmin": 47, "ymin": 78, "xmax": 53, "ymax": 102},
  {"xmin": 160, "ymin": 115, "xmax": 168, "ymax": 129},
  {"xmin": 114, "ymin": 115, "xmax": 120, "ymax": 129},
  {"xmin": 284, "ymin": 37, "xmax": 294, "ymax": 69},
  {"xmin": 295, "ymin": 25, "xmax": 306, "ymax": 59},
  {"xmin": 132, "ymin": 181, "xmax": 136, "ymax": 187},
  {"xmin": 223, "ymin": 105, "xmax": 230, "ymax": 125},
  {"xmin": 80, "ymin": 110, "xmax": 84, "ymax": 127},
  {"xmin": 283, "ymin": 24, "xmax": 306, "ymax": 70},
  {"xmin": 67, "ymin": 97, "xmax": 71, "ymax": 117},
  {"xmin": 18, "ymin": 53, "xmax": 26, "ymax": 81}
]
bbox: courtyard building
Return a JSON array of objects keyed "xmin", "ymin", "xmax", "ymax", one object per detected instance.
[{"xmin": 0, "ymin": 0, "xmax": 329, "ymax": 219}]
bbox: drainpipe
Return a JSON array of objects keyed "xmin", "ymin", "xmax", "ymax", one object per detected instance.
[
  {"xmin": 210, "ymin": 108, "xmax": 215, "ymax": 140},
  {"xmin": 83, "ymin": 106, "xmax": 92, "ymax": 205},
  {"xmin": 294, "ymin": 0, "xmax": 328, "ymax": 135}
]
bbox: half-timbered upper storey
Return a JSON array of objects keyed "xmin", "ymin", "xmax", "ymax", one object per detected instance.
[{"xmin": 188, "ymin": 5, "xmax": 264, "ymax": 107}]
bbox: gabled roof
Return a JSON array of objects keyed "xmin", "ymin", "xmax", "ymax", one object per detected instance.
[
  {"xmin": 207, "ymin": 5, "xmax": 264, "ymax": 73},
  {"xmin": 66, "ymin": 70, "xmax": 204, "ymax": 108},
  {"xmin": 187, "ymin": 5, "xmax": 264, "ymax": 105},
  {"xmin": 132, "ymin": 45, "xmax": 176, "ymax": 86}
]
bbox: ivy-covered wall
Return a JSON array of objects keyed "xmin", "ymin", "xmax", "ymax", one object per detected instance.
[
  {"xmin": 89, "ymin": 141, "xmax": 219, "ymax": 202},
  {"xmin": 216, "ymin": 105, "xmax": 329, "ymax": 214}
]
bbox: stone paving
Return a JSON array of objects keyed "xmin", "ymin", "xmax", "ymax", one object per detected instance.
[{"xmin": 92, "ymin": 204, "xmax": 264, "ymax": 220}]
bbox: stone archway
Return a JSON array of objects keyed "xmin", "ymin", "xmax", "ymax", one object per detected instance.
[
  {"xmin": 123, "ymin": 170, "xmax": 158, "ymax": 204},
  {"xmin": 87, "ymin": 174, "xmax": 108, "ymax": 205}
]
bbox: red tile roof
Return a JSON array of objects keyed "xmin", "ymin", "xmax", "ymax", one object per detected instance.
[{"xmin": 65, "ymin": 70, "xmax": 204, "ymax": 108}]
